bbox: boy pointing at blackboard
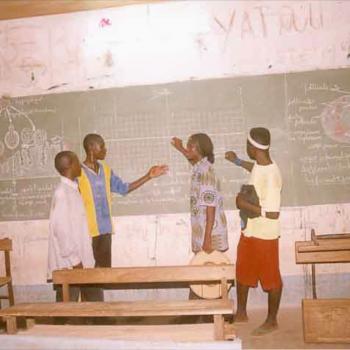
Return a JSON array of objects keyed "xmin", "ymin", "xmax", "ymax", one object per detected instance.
[
  {"xmin": 78, "ymin": 134, "xmax": 168, "ymax": 301},
  {"xmin": 225, "ymin": 127, "xmax": 283, "ymax": 336},
  {"xmin": 171, "ymin": 134, "xmax": 228, "ymax": 254}
]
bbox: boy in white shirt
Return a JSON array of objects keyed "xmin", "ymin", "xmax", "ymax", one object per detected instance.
[
  {"xmin": 48, "ymin": 151, "xmax": 95, "ymax": 302},
  {"xmin": 225, "ymin": 127, "xmax": 283, "ymax": 336}
]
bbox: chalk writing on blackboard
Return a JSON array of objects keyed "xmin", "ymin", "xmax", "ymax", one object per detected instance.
[{"xmin": 0, "ymin": 96, "xmax": 62, "ymax": 179}]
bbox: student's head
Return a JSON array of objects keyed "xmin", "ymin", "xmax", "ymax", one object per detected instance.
[
  {"xmin": 187, "ymin": 133, "xmax": 214, "ymax": 164},
  {"xmin": 54, "ymin": 151, "xmax": 81, "ymax": 178},
  {"xmin": 246, "ymin": 127, "xmax": 270, "ymax": 160},
  {"xmin": 83, "ymin": 133, "xmax": 106, "ymax": 160}
]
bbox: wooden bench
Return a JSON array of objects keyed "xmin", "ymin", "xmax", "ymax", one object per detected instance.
[
  {"xmin": 0, "ymin": 238, "xmax": 14, "ymax": 307},
  {"xmin": 296, "ymin": 230, "xmax": 350, "ymax": 343},
  {"xmin": 0, "ymin": 264, "xmax": 235, "ymax": 340},
  {"xmin": 295, "ymin": 229, "xmax": 350, "ymax": 298}
]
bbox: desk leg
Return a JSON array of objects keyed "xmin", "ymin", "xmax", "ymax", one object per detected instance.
[
  {"xmin": 312, "ymin": 264, "xmax": 317, "ymax": 299},
  {"xmin": 26, "ymin": 318, "xmax": 35, "ymax": 329},
  {"xmin": 214, "ymin": 314, "xmax": 225, "ymax": 340},
  {"xmin": 5, "ymin": 316, "xmax": 17, "ymax": 334}
]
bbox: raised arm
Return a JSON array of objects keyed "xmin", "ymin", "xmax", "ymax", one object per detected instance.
[
  {"xmin": 171, "ymin": 137, "xmax": 195, "ymax": 165},
  {"xmin": 225, "ymin": 151, "xmax": 254, "ymax": 173}
]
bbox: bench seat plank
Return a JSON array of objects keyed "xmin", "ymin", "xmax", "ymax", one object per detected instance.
[
  {"xmin": 53, "ymin": 265, "xmax": 235, "ymax": 285},
  {"xmin": 1, "ymin": 263, "xmax": 236, "ymax": 339},
  {"xmin": 0, "ymin": 299, "xmax": 233, "ymax": 318}
]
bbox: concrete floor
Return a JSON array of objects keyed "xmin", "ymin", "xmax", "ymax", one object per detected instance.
[
  {"xmin": 233, "ymin": 307, "xmax": 349, "ymax": 349},
  {"xmin": 0, "ymin": 307, "xmax": 349, "ymax": 349}
]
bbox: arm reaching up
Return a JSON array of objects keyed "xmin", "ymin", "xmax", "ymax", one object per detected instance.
[
  {"xmin": 225, "ymin": 151, "xmax": 254, "ymax": 173},
  {"xmin": 171, "ymin": 137, "xmax": 196, "ymax": 165}
]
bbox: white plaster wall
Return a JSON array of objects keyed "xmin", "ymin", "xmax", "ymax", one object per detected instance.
[
  {"xmin": 0, "ymin": 1, "xmax": 350, "ymax": 97},
  {"xmin": 0, "ymin": 0, "xmax": 350, "ymax": 304},
  {"xmin": 1, "ymin": 204, "xmax": 350, "ymax": 287}
]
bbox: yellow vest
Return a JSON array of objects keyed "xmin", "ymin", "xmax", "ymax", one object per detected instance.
[{"xmin": 77, "ymin": 162, "xmax": 112, "ymax": 237}]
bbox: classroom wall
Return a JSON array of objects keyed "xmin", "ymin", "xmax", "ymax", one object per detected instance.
[
  {"xmin": 1, "ymin": 0, "xmax": 350, "ymax": 96},
  {"xmin": 0, "ymin": 0, "xmax": 350, "ymax": 306}
]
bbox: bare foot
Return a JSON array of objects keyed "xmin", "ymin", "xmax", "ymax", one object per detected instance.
[
  {"xmin": 251, "ymin": 321, "xmax": 278, "ymax": 336},
  {"xmin": 234, "ymin": 313, "xmax": 249, "ymax": 323}
]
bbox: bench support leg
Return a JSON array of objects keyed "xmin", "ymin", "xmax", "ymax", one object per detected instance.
[
  {"xmin": 224, "ymin": 321, "xmax": 236, "ymax": 340},
  {"xmin": 62, "ymin": 283, "xmax": 70, "ymax": 302},
  {"xmin": 214, "ymin": 314, "xmax": 225, "ymax": 340},
  {"xmin": 5, "ymin": 316, "xmax": 17, "ymax": 334},
  {"xmin": 312, "ymin": 264, "xmax": 317, "ymax": 299},
  {"xmin": 26, "ymin": 318, "xmax": 35, "ymax": 329}
]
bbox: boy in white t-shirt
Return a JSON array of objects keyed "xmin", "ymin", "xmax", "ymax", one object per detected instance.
[{"xmin": 225, "ymin": 127, "xmax": 283, "ymax": 336}]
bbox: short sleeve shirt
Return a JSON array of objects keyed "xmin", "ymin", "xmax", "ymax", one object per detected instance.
[{"xmin": 243, "ymin": 161, "xmax": 282, "ymax": 240}]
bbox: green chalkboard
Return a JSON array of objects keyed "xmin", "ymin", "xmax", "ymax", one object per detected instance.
[{"xmin": 0, "ymin": 68, "xmax": 349, "ymax": 221}]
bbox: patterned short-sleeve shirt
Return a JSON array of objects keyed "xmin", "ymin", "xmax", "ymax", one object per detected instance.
[{"xmin": 190, "ymin": 157, "xmax": 228, "ymax": 253}]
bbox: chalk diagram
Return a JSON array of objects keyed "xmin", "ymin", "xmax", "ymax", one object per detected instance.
[
  {"xmin": 0, "ymin": 96, "xmax": 62, "ymax": 178},
  {"xmin": 321, "ymin": 95, "xmax": 350, "ymax": 144}
]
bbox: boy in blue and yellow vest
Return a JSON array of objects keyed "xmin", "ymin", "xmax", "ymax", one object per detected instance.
[{"xmin": 78, "ymin": 134, "xmax": 168, "ymax": 301}]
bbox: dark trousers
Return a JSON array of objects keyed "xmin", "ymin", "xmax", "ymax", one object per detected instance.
[
  {"xmin": 91, "ymin": 234, "xmax": 112, "ymax": 301},
  {"xmin": 92, "ymin": 234, "xmax": 112, "ymax": 268}
]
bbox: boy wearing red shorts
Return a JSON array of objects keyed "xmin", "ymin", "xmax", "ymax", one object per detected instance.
[{"xmin": 225, "ymin": 127, "xmax": 283, "ymax": 336}]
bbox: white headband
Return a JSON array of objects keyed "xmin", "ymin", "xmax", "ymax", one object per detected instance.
[{"xmin": 247, "ymin": 134, "xmax": 270, "ymax": 150}]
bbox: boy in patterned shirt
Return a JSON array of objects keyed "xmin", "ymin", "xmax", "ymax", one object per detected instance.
[{"xmin": 171, "ymin": 134, "xmax": 228, "ymax": 254}]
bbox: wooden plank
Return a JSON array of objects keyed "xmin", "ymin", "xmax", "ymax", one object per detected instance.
[
  {"xmin": 221, "ymin": 278, "xmax": 228, "ymax": 300},
  {"xmin": 4, "ymin": 316, "xmax": 17, "ymax": 334},
  {"xmin": 0, "ymin": 300, "xmax": 234, "ymax": 318},
  {"xmin": 297, "ymin": 239, "xmax": 350, "ymax": 252},
  {"xmin": 5, "ymin": 251, "xmax": 14, "ymax": 305},
  {"xmin": 298, "ymin": 244, "xmax": 350, "ymax": 252},
  {"xmin": 0, "ymin": 276, "xmax": 11, "ymax": 286},
  {"xmin": 314, "ymin": 233, "xmax": 350, "ymax": 240},
  {"xmin": 0, "ymin": 0, "xmax": 163, "ymax": 20},
  {"xmin": 0, "ymin": 238, "xmax": 12, "ymax": 251},
  {"xmin": 53, "ymin": 265, "xmax": 235, "ymax": 284},
  {"xmin": 295, "ymin": 249, "xmax": 350, "ymax": 264},
  {"xmin": 224, "ymin": 322, "xmax": 236, "ymax": 340},
  {"xmin": 214, "ymin": 314, "xmax": 225, "ymax": 340},
  {"xmin": 25, "ymin": 318, "xmax": 35, "ymax": 329},
  {"xmin": 62, "ymin": 283, "xmax": 70, "ymax": 302},
  {"xmin": 311, "ymin": 264, "xmax": 317, "ymax": 299},
  {"xmin": 303, "ymin": 299, "xmax": 350, "ymax": 343}
]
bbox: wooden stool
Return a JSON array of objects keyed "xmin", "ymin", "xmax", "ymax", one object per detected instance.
[{"xmin": 0, "ymin": 238, "xmax": 14, "ymax": 308}]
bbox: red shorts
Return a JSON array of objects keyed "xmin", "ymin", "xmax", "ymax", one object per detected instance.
[{"xmin": 236, "ymin": 234, "xmax": 282, "ymax": 291}]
